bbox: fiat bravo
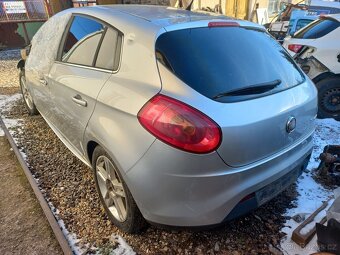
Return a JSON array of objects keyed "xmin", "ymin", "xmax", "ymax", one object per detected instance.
[{"xmin": 18, "ymin": 5, "xmax": 317, "ymax": 233}]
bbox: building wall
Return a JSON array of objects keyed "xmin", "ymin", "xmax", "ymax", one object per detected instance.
[
  {"xmin": 190, "ymin": 0, "xmax": 304, "ymax": 21},
  {"xmin": 111, "ymin": 0, "xmax": 226, "ymax": 13},
  {"xmin": 49, "ymin": 0, "xmax": 73, "ymax": 15},
  {"xmin": 97, "ymin": 0, "xmax": 121, "ymax": 4},
  {"xmin": 248, "ymin": 0, "xmax": 303, "ymax": 20},
  {"xmin": 192, "ymin": 0, "xmax": 226, "ymax": 14}
]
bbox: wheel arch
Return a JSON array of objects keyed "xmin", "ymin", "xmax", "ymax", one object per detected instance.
[
  {"xmin": 312, "ymin": 72, "xmax": 338, "ymax": 84},
  {"xmin": 86, "ymin": 140, "xmax": 126, "ymax": 172},
  {"xmin": 86, "ymin": 140, "xmax": 99, "ymax": 165},
  {"xmin": 86, "ymin": 139, "xmax": 129, "ymax": 177}
]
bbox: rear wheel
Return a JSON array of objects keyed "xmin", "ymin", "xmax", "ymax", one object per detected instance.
[
  {"xmin": 92, "ymin": 146, "xmax": 147, "ymax": 233},
  {"xmin": 316, "ymin": 77, "xmax": 340, "ymax": 120},
  {"xmin": 19, "ymin": 70, "xmax": 38, "ymax": 115}
]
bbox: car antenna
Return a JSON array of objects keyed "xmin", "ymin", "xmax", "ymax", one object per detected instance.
[{"xmin": 186, "ymin": 0, "xmax": 194, "ymax": 11}]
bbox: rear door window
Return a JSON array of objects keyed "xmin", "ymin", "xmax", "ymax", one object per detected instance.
[
  {"xmin": 156, "ymin": 26, "xmax": 305, "ymax": 102},
  {"xmin": 95, "ymin": 28, "xmax": 122, "ymax": 71},
  {"xmin": 61, "ymin": 16, "xmax": 104, "ymax": 66},
  {"xmin": 293, "ymin": 18, "xmax": 340, "ymax": 39}
]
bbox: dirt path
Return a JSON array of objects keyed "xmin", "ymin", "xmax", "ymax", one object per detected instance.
[{"xmin": 0, "ymin": 136, "xmax": 62, "ymax": 255}]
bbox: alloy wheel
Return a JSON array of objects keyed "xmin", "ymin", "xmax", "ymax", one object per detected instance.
[{"xmin": 95, "ymin": 155, "xmax": 128, "ymax": 222}]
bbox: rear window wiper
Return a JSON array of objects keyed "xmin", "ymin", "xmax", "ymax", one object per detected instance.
[{"xmin": 212, "ymin": 79, "xmax": 282, "ymax": 99}]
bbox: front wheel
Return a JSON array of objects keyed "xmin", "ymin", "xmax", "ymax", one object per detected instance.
[
  {"xmin": 92, "ymin": 146, "xmax": 147, "ymax": 233},
  {"xmin": 316, "ymin": 77, "xmax": 340, "ymax": 120},
  {"xmin": 19, "ymin": 70, "xmax": 38, "ymax": 115}
]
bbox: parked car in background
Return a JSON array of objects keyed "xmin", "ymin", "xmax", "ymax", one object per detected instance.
[
  {"xmin": 283, "ymin": 14, "xmax": 340, "ymax": 120},
  {"xmin": 286, "ymin": 9, "xmax": 318, "ymax": 37},
  {"xmin": 268, "ymin": 0, "xmax": 340, "ymax": 43},
  {"xmin": 18, "ymin": 5, "xmax": 317, "ymax": 233}
]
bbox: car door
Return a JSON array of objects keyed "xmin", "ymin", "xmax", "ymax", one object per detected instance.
[{"xmin": 48, "ymin": 15, "xmax": 122, "ymax": 155}]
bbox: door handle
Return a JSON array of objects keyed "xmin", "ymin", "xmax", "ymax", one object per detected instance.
[
  {"xmin": 72, "ymin": 95, "xmax": 87, "ymax": 107},
  {"xmin": 39, "ymin": 79, "xmax": 47, "ymax": 86}
]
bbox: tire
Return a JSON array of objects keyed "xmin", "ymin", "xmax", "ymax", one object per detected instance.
[
  {"xmin": 19, "ymin": 70, "xmax": 38, "ymax": 115},
  {"xmin": 315, "ymin": 77, "xmax": 340, "ymax": 120},
  {"xmin": 92, "ymin": 146, "xmax": 147, "ymax": 233}
]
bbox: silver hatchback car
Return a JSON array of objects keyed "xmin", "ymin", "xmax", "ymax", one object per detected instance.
[{"xmin": 19, "ymin": 5, "xmax": 317, "ymax": 233}]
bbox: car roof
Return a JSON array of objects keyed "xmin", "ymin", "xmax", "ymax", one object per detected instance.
[
  {"xmin": 326, "ymin": 13, "xmax": 340, "ymax": 21},
  {"xmin": 69, "ymin": 5, "xmax": 262, "ymax": 30},
  {"xmin": 99, "ymin": 5, "xmax": 224, "ymax": 23}
]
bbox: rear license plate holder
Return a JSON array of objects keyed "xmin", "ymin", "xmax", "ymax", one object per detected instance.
[{"xmin": 256, "ymin": 167, "xmax": 300, "ymax": 206}]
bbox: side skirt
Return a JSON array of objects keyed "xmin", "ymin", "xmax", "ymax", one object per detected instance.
[{"xmin": 39, "ymin": 112, "xmax": 92, "ymax": 168}]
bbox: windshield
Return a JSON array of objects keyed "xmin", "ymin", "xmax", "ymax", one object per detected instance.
[{"xmin": 156, "ymin": 26, "xmax": 305, "ymax": 102}]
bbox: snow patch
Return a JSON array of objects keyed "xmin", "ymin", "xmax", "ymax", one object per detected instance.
[
  {"xmin": 299, "ymin": 200, "xmax": 332, "ymax": 236},
  {"xmin": 48, "ymin": 202, "xmax": 91, "ymax": 255},
  {"xmin": 47, "ymin": 201, "xmax": 136, "ymax": 255},
  {"xmin": 110, "ymin": 234, "xmax": 136, "ymax": 255},
  {"xmin": 0, "ymin": 94, "xmax": 22, "ymax": 111},
  {"xmin": 26, "ymin": 12, "xmax": 72, "ymax": 80},
  {"xmin": 2, "ymin": 117, "xmax": 27, "ymax": 160},
  {"xmin": 0, "ymin": 93, "xmax": 26, "ymax": 157},
  {"xmin": 280, "ymin": 118, "xmax": 340, "ymax": 255},
  {"xmin": 3, "ymin": 118, "xmax": 21, "ymax": 129}
]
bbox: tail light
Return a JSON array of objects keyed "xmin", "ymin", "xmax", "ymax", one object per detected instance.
[
  {"xmin": 288, "ymin": 44, "xmax": 304, "ymax": 53},
  {"xmin": 138, "ymin": 94, "xmax": 221, "ymax": 154},
  {"xmin": 208, "ymin": 21, "xmax": 239, "ymax": 28}
]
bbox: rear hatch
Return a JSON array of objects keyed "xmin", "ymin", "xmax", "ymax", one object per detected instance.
[{"xmin": 156, "ymin": 21, "xmax": 317, "ymax": 167}]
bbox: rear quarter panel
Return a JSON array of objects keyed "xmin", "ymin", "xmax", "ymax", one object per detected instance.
[{"xmin": 84, "ymin": 23, "xmax": 162, "ymax": 173}]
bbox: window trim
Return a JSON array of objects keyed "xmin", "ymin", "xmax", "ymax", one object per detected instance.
[
  {"xmin": 56, "ymin": 13, "xmax": 124, "ymax": 73},
  {"xmin": 62, "ymin": 30, "xmax": 105, "ymax": 64},
  {"xmin": 93, "ymin": 27, "xmax": 122, "ymax": 71},
  {"xmin": 92, "ymin": 26, "xmax": 108, "ymax": 67},
  {"xmin": 53, "ymin": 61, "xmax": 113, "ymax": 74}
]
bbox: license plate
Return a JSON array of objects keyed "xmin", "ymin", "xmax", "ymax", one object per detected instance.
[{"xmin": 256, "ymin": 167, "xmax": 300, "ymax": 206}]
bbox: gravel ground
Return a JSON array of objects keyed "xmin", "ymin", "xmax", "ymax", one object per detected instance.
[
  {"xmin": 0, "ymin": 49, "xmax": 21, "ymax": 88},
  {"xmin": 1, "ymin": 97, "xmax": 299, "ymax": 255}
]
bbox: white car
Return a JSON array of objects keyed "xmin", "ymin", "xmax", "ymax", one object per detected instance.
[{"xmin": 283, "ymin": 14, "xmax": 340, "ymax": 119}]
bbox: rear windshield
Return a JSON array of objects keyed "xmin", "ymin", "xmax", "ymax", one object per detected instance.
[
  {"xmin": 156, "ymin": 26, "xmax": 305, "ymax": 102},
  {"xmin": 293, "ymin": 18, "xmax": 340, "ymax": 39}
]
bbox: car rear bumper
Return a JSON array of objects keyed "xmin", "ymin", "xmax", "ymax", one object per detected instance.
[
  {"xmin": 224, "ymin": 153, "xmax": 310, "ymax": 222},
  {"xmin": 125, "ymin": 131, "xmax": 314, "ymax": 227}
]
